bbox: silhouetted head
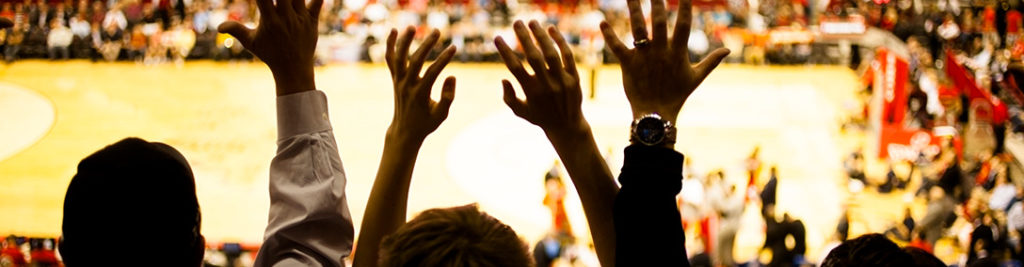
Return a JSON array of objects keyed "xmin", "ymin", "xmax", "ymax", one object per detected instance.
[
  {"xmin": 379, "ymin": 204, "xmax": 532, "ymax": 267},
  {"xmin": 822, "ymin": 234, "xmax": 913, "ymax": 267},
  {"xmin": 60, "ymin": 138, "xmax": 204, "ymax": 266},
  {"xmin": 903, "ymin": 247, "xmax": 944, "ymax": 267}
]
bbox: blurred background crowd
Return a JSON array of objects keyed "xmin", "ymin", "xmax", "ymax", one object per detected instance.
[{"xmin": 0, "ymin": 0, "xmax": 967, "ymax": 65}]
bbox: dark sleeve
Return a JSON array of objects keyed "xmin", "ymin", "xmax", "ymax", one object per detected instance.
[
  {"xmin": 614, "ymin": 144, "xmax": 688, "ymax": 266},
  {"xmin": 793, "ymin": 220, "xmax": 807, "ymax": 254}
]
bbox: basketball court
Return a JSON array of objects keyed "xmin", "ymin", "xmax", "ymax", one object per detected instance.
[{"xmin": 0, "ymin": 60, "xmax": 908, "ymax": 262}]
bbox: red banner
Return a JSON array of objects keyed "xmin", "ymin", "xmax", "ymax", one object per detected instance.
[
  {"xmin": 865, "ymin": 48, "xmax": 913, "ymax": 158},
  {"xmin": 864, "ymin": 48, "xmax": 910, "ymax": 127},
  {"xmin": 944, "ymin": 49, "xmax": 1009, "ymax": 124}
]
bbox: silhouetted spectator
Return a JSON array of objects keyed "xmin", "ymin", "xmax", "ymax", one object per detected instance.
[{"xmin": 59, "ymin": 138, "xmax": 205, "ymax": 266}]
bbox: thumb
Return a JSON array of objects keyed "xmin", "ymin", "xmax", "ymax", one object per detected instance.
[
  {"xmin": 502, "ymin": 79, "xmax": 529, "ymax": 119},
  {"xmin": 435, "ymin": 76, "xmax": 457, "ymax": 119},
  {"xmin": 217, "ymin": 21, "xmax": 254, "ymax": 48},
  {"xmin": 694, "ymin": 48, "xmax": 730, "ymax": 81}
]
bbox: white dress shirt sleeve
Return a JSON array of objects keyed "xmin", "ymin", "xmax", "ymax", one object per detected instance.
[{"xmin": 254, "ymin": 90, "xmax": 354, "ymax": 267}]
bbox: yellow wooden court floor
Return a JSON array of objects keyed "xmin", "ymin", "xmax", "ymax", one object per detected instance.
[{"xmin": 0, "ymin": 60, "xmax": 917, "ymax": 262}]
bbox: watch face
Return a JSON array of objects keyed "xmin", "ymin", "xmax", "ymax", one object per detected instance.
[{"xmin": 635, "ymin": 117, "xmax": 666, "ymax": 145}]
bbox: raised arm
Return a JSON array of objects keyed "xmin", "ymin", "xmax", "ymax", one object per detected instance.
[
  {"xmin": 600, "ymin": 0, "xmax": 728, "ymax": 265},
  {"xmin": 218, "ymin": 0, "xmax": 355, "ymax": 266},
  {"xmin": 352, "ymin": 27, "xmax": 457, "ymax": 267},
  {"xmin": 495, "ymin": 20, "xmax": 618, "ymax": 267}
]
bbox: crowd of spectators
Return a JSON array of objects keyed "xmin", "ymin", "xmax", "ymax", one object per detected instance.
[
  {"xmin": 0, "ymin": 0, "xmax": 837, "ymax": 65},
  {"xmin": 1, "ymin": 236, "xmax": 58, "ymax": 267},
  {"xmin": 11, "ymin": 0, "xmax": 1024, "ymax": 68},
  {"xmin": 830, "ymin": 0, "xmax": 1024, "ymax": 264},
  {"xmin": 1, "ymin": 0, "xmax": 250, "ymax": 64}
]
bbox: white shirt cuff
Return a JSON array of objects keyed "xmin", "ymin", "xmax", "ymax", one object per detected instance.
[{"xmin": 276, "ymin": 90, "xmax": 332, "ymax": 139}]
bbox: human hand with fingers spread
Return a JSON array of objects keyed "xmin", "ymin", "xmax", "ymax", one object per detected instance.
[
  {"xmin": 497, "ymin": 20, "xmax": 585, "ymax": 136},
  {"xmin": 385, "ymin": 27, "xmax": 457, "ymax": 141},
  {"xmin": 217, "ymin": 0, "xmax": 322, "ymax": 96},
  {"xmin": 497, "ymin": 20, "xmax": 619, "ymax": 267},
  {"xmin": 601, "ymin": 0, "xmax": 729, "ymax": 123},
  {"xmin": 354, "ymin": 27, "xmax": 458, "ymax": 267}
]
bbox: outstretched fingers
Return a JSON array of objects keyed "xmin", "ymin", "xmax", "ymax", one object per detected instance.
[
  {"xmin": 394, "ymin": 26, "xmax": 416, "ymax": 79},
  {"xmin": 502, "ymin": 79, "xmax": 529, "ymax": 119},
  {"xmin": 513, "ymin": 20, "xmax": 549, "ymax": 81},
  {"xmin": 434, "ymin": 76, "xmax": 456, "ymax": 119},
  {"xmin": 549, "ymin": 26, "xmax": 578, "ymax": 78},
  {"xmin": 217, "ymin": 21, "xmax": 254, "ymax": 48},
  {"xmin": 600, "ymin": 22, "xmax": 629, "ymax": 60},
  {"xmin": 408, "ymin": 29, "xmax": 441, "ymax": 80},
  {"xmin": 528, "ymin": 21, "xmax": 564, "ymax": 81},
  {"xmin": 626, "ymin": 0, "xmax": 649, "ymax": 43},
  {"xmin": 385, "ymin": 29, "xmax": 397, "ymax": 78},
  {"xmin": 672, "ymin": 0, "xmax": 693, "ymax": 51},
  {"xmin": 693, "ymin": 48, "xmax": 730, "ymax": 85},
  {"xmin": 496, "ymin": 36, "xmax": 531, "ymax": 83},
  {"xmin": 419, "ymin": 46, "xmax": 457, "ymax": 99},
  {"xmin": 651, "ymin": 0, "xmax": 668, "ymax": 47}
]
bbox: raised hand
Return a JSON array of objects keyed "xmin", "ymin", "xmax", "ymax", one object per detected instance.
[
  {"xmin": 496, "ymin": 20, "xmax": 617, "ymax": 267},
  {"xmin": 385, "ymin": 27, "xmax": 457, "ymax": 140},
  {"xmin": 354, "ymin": 28, "xmax": 457, "ymax": 267},
  {"xmin": 217, "ymin": 0, "xmax": 322, "ymax": 96},
  {"xmin": 601, "ymin": 0, "xmax": 729, "ymax": 123},
  {"xmin": 497, "ymin": 20, "xmax": 586, "ymax": 136}
]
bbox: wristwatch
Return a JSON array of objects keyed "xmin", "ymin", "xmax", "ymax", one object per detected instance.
[{"xmin": 630, "ymin": 114, "xmax": 676, "ymax": 146}]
